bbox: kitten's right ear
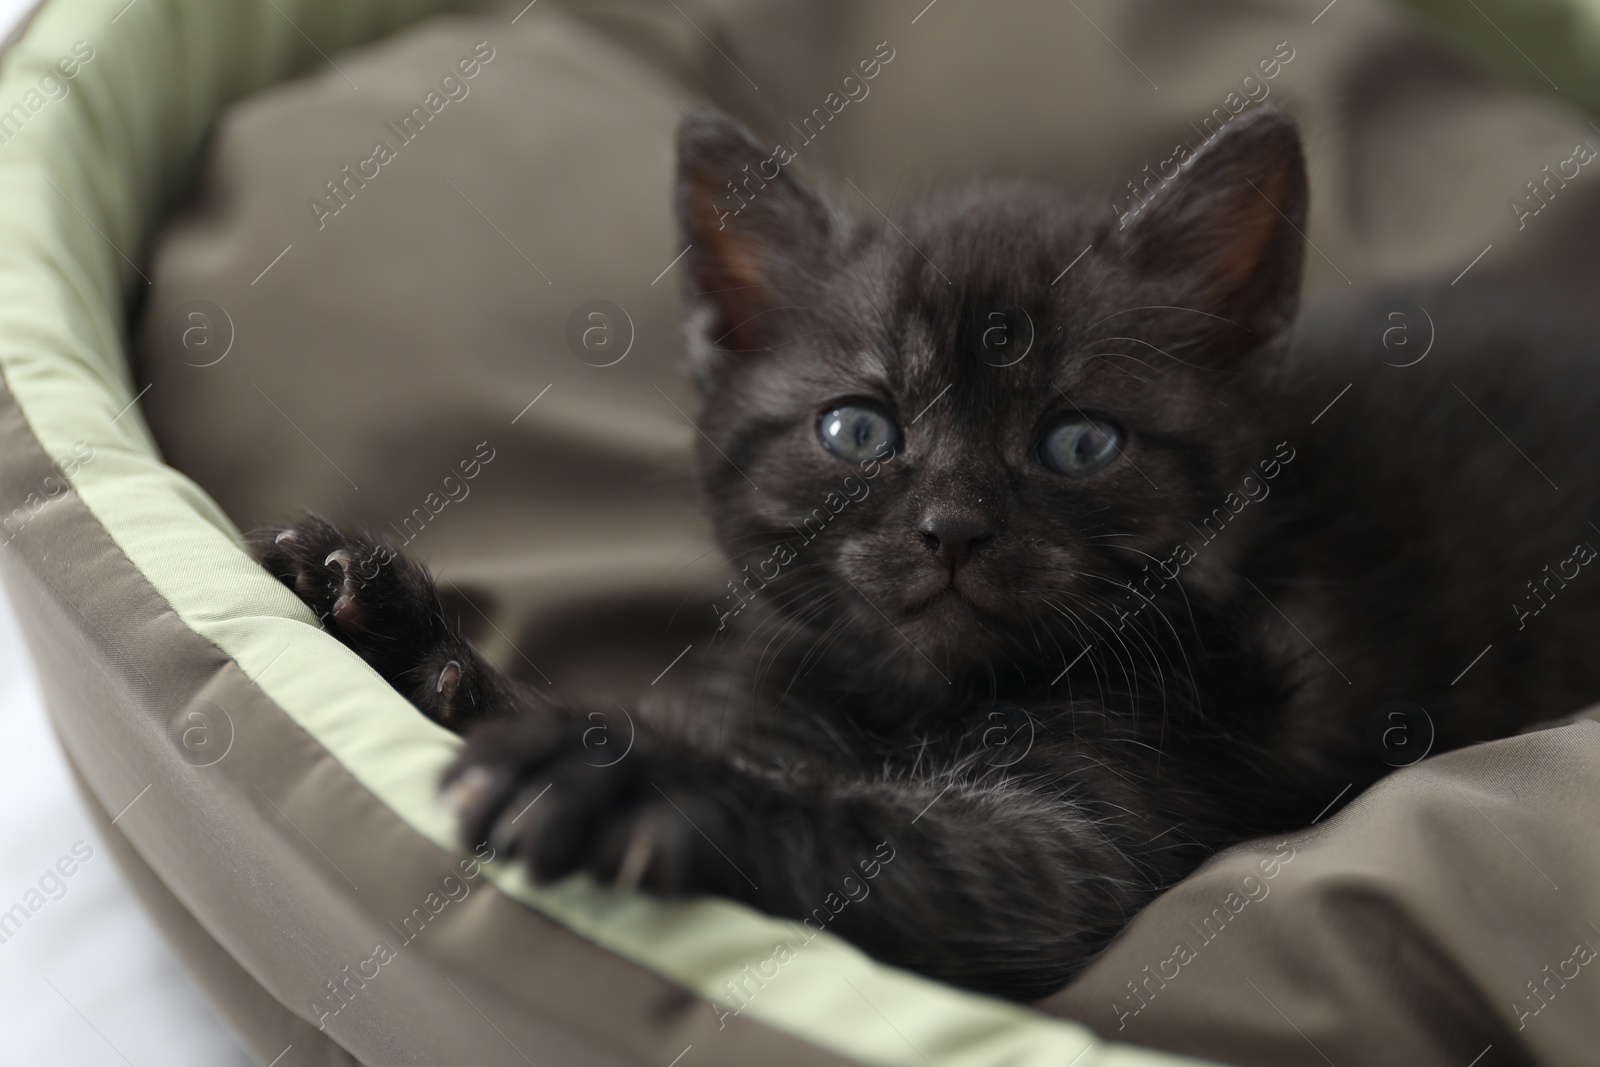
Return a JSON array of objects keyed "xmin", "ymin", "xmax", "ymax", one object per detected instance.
[
  {"xmin": 675, "ymin": 109, "xmax": 840, "ymax": 358},
  {"xmin": 1117, "ymin": 107, "xmax": 1308, "ymax": 344}
]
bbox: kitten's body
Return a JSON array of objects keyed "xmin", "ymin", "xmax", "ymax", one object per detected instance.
[
  {"xmin": 258, "ymin": 108, "xmax": 1600, "ymax": 1001},
  {"xmin": 1274, "ymin": 288, "xmax": 1600, "ymax": 754}
]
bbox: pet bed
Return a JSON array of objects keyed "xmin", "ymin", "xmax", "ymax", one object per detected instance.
[{"xmin": 2, "ymin": 0, "xmax": 1599, "ymax": 1065}]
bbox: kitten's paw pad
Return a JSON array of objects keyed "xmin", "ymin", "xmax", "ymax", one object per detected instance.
[{"xmin": 444, "ymin": 715, "xmax": 748, "ymax": 897}]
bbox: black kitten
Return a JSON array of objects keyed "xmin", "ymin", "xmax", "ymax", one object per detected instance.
[{"xmin": 256, "ymin": 106, "xmax": 1600, "ymax": 1001}]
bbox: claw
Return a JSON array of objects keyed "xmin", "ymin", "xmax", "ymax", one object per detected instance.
[
  {"xmin": 436, "ymin": 659, "xmax": 462, "ymax": 695},
  {"xmin": 321, "ymin": 550, "xmax": 360, "ymax": 623},
  {"xmin": 274, "ymin": 528, "xmax": 298, "ymax": 545}
]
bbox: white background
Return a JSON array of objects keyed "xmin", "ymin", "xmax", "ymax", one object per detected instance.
[{"xmin": 0, "ymin": 0, "xmax": 255, "ymax": 1062}]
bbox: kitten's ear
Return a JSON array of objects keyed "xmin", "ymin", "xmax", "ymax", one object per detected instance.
[
  {"xmin": 1118, "ymin": 107, "xmax": 1308, "ymax": 340},
  {"xmin": 675, "ymin": 109, "xmax": 840, "ymax": 357}
]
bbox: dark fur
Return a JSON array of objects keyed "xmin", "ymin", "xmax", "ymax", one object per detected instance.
[{"xmin": 255, "ymin": 107, "xmax": 1600, "ymax": 1001}]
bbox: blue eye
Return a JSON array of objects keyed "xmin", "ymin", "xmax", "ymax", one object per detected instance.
[
  {"xmin": 1038, "ymin": 417, "xmax": 1122, "ymax": 476},
  {"xmin": 818, "ymin": 403, "xmax": 901, "ymax": 462}
]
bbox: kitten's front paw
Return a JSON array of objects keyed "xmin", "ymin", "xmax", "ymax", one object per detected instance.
[
  {"xmin": 252, "ymin": 515, "xmax": 482, "ymax": 729},
  {"xmin": 444, "ymin": 713, "xmax": 755, "ymax": 898},
  {"xmin": 253, "ymin": 515, "xmax": 402, "ymax": 632}
]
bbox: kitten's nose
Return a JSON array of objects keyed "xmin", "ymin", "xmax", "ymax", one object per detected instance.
[{"xmin": 919, "ymin": 513, "xmax": 993, "ymax": 574}]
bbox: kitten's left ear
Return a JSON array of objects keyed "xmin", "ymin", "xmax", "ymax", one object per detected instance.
[
  {"xmin": 1118, "ymin": 107, "xmax": 1308, "ymax": 341},
  {"xmin": 675, "ymin": 109, "xmax": 842, "ymax": 360}
]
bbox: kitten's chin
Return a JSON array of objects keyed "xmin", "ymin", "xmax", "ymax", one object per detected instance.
[{"xmin": 882, "ymin": 586, "xmax": 1013, "ymax": 673}]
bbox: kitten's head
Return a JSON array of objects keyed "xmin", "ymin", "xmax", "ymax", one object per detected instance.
[{"xmin": 674, "ymin": 107, "xmax": 1307, "ymax": 698}]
